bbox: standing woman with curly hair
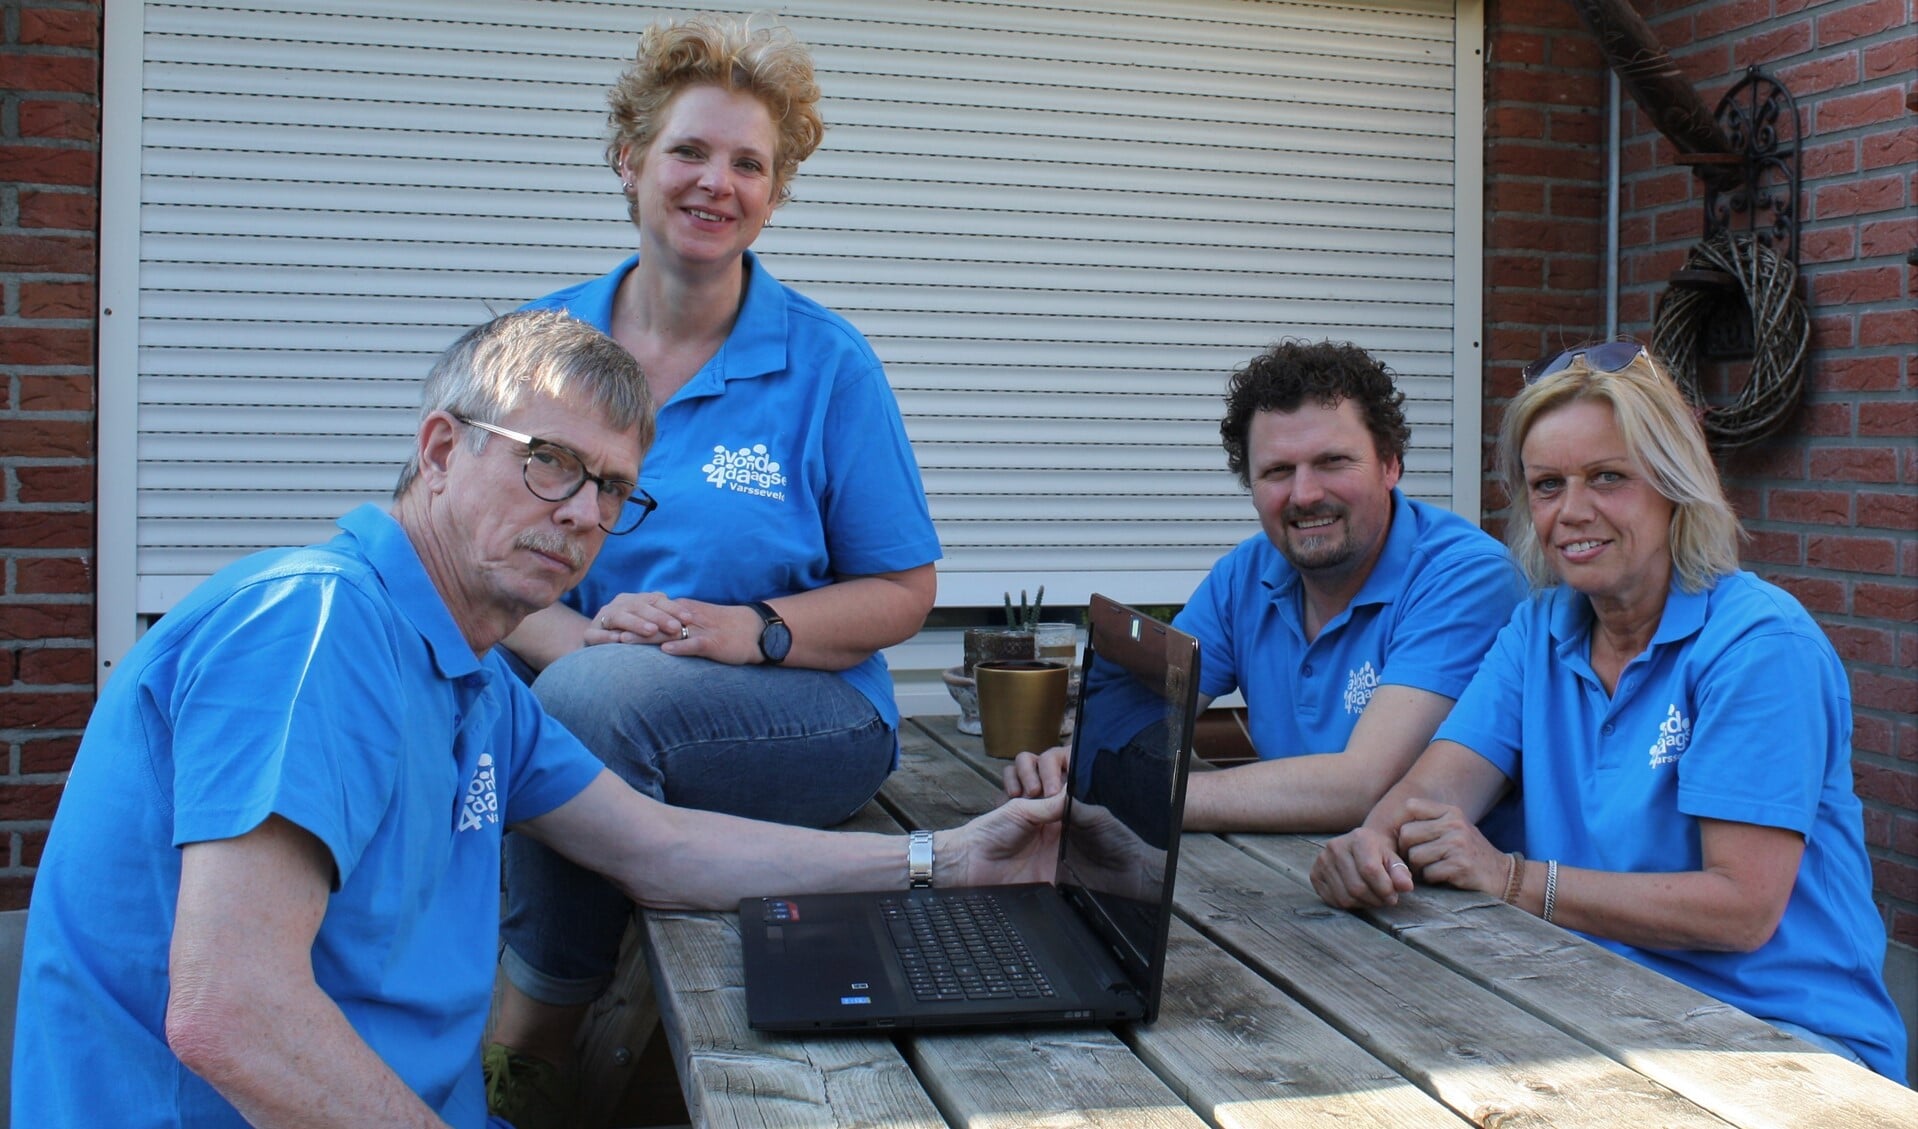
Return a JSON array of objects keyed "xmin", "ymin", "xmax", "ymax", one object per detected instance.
[{"xmin": 488, "ymin": 17, "xmax": 940, "ymax": 1119}]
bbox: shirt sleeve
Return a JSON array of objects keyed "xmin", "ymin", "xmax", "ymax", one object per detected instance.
[
  {"xmin": 165, "ymin": 572, "xmax": 406, "ymax": 886},
  {"xmin": 1172, "ymin": 556, "xmax": 1241, "ymax": 702},
  {"xmin": 818, "ymin": 352, "xmax": 942, "ymax": 576},
  {"xmin": 1379, "ymin": 546, "xmax": 1527, "ymax": 700},
  {"xmin": 1674, "ymin": 627, "xmax": 1833, "ymax": 835},
  {"xmin": 494, "ymin": 661, "xmax": 610, "ymax": 825},
  {"xmin": 1432, "ymin": 599, "xmax": 1534, "ymax": 782}
]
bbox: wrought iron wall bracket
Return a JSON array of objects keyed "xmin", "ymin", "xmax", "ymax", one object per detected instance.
[{"xmin": 1668, "ymin": 67, "xmax": 1801, "ymax": 359}]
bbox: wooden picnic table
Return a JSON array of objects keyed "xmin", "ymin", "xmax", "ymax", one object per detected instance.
[{"xmin": 631, "ymin": 716, "xmax": 1918, "ymax": 1128}]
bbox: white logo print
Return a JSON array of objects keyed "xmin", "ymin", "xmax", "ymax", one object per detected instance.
[
  {"xmin": 1343, "ymin": 661, "xmax": 1379, "ymax": 715},
  {"xmin": 1648, "ymin": 704, "xmax": 1691, "ymax": 769},
  {"xmin": 703, "ymin": 443, "xmax": 788, "ymax": 502},
  {"xmin": 458, "ymin": 752, "xmax": 500, "ymax": 832}
]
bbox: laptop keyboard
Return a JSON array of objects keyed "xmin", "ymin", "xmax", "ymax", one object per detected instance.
[{"xmin": 878, "ymin": 893, "xmax": 1057, "ymax": 1003}]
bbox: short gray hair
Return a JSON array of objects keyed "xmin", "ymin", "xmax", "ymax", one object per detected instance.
[
  {"xmin": 394, "ymin": 310, "xmax": 652, "ymax": 498},
  {"xmin": 1497, "ymin": 349, "xmax": 1743, "ymax": 592}
]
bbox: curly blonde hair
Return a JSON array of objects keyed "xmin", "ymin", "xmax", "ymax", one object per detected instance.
[
  {"xmin": 1497, "ymin": 349, "xmax": 1744, "ymax": 593},
  {"xmin": 606, "ymin": 14, "xmax": 824, "ymax": 212}
]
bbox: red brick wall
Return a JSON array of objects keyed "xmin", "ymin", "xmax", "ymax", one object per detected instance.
[
  {"xmin": 1487, "ymin": 0, "xmax": 1917, "ymax": 1036},
  {"xmin": 1624, "ymin": 0, "xmax": 1916, "ymax": 953},
  {"xmin": 0, "ymin": 0, "xmax": 100, "ymax": 909},
  {"xmin": 1483, "ymin": 0, "xmax": 1612, "ymax": 418}
]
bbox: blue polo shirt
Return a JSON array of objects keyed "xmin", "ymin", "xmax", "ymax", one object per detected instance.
[
  {"xmin": 1436, "ymin": 572, "xmax": 1907, "ymax": 1081},
  {"xmin": 1174, "ymin": 490, "xmax": 1524, "ymax": 759},
  {"xmin": 523, "ymin": 252, "xmax": 941, "ymax": 727},
  {"xmin": 13, "ymin": 506, "xmax": 606, "ymax": 1127}
]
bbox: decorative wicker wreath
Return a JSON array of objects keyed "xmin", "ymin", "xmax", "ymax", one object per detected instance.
[{"xmin": 1651, "ymin": 230, "xmax": 1810, "ymax": 451}]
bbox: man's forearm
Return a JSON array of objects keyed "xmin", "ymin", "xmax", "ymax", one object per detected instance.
[
  {"xmin": 169, "ymin": 819, "xmax": 451, "ymax": 1129},
  {"xmin": 621, "ymin": 815, "xmax": 930, "ymax": 910},
  {"xmin": 528, "ymin": 772, "xmax": 1063, "ymax": 910},
  {"xmin": 531, "ymin": 774, "xmax": 924, "ymax": 910},
  {"xmin": 1183, "ymin": 754, "xmax": 1383, "ymax": 833},
  {"xmin": 169, "ymin": 983, "xmax": 450, "ymax": 1129},
  {"xmin": 1186, "ymin": 686, "xmax": 1457, "ymax": 834}
]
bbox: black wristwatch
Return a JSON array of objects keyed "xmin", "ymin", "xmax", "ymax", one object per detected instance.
[{"xmin": 749, "ymin": 601, "xmax": 791, "ymax": 665}]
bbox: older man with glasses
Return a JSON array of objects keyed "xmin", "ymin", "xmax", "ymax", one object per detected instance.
[{"xmin": 12, "ymin": 310, "xmax": 1063, "ymax": 1129}]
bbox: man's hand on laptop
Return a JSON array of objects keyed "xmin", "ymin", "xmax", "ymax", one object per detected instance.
[
  {"xmin": 1000, "ymin": 744, "xmax": 1070, "ymax": 799},
  {"xmin": 939, "ymin": 788, "xmax": 1068, "ymax": 886}
]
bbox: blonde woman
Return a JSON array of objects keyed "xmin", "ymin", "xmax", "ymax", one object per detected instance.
[{"xmin": 1312, "ymin": 343, "xmax": 1906, "ymax": 1080}]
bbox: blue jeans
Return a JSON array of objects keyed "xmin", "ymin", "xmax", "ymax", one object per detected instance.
[
  {"xmin": 1768, "ymin": 1018, "xmax": 1870, "ymax": 1069},
  {"xmin": 500, "ymin": 643, "xmax": 895, "ymax": 1004}
]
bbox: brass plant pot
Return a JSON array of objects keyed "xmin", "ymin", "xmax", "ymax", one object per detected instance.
[{"xmin": 974, "ymin": 659, "xmax": 1069, "ymax": 760}]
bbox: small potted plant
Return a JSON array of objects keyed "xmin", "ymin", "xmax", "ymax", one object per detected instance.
[
  {"xmin": 964, "ymin": 587, "xmax": 1044, "ymax": 675},
  {"xmin": 945, "ymin": 588, "xmax": 1045, "ymax": 736}
]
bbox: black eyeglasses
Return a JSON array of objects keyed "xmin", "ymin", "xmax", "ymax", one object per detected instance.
[
  {"xmin": 1522, "ymin": 341, "xmax": 1649, "ymax": 386},
  {"xmin": 456, "ymin": 417, "xmax": 657, "ymax": 535}
]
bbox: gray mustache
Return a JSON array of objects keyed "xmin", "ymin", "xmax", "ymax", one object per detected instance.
[{"xmin": 517, "ymin": 531, "xmax": 585, "ymax": 570}]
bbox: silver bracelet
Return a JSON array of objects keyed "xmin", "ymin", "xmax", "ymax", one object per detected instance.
[{"xmin": 1543, "ymin": 859, "xmax": 1559, "ymax": 923}]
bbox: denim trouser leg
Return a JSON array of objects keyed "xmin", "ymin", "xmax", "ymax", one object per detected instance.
[
  {"xmin": 500, "ymin": 643, "xmax": 895, "ymax": 1004},
  {"xmin": 1767, "ymin": 1018, "xmax": 1871, "ymax": 1069}
]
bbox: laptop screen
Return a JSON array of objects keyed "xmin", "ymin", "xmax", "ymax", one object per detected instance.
[{"xmin": 1054, "ymin": 596, "xmax": 1199, "ymax": 993}]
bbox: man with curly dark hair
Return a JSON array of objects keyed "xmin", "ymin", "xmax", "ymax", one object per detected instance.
[{"xmin": 1010, "ymin": 340, "xmax": 1526, "ymax": 836}]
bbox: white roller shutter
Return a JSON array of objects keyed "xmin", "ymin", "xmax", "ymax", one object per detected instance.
[{"xmin": 98, "ymin": 0, "xmax": 1482, "ymax": 670}]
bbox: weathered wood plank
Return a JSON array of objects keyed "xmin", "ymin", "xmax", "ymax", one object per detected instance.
[
  {"xmin": 1129, "ymin": 917, "xmax": 1466, "ymax": 1127},
  {"xmin": 890, "ymin": 724, "xmax": 1466, "ymax": 1128},
  {"xmin": 910, "ymin": 1029, "xmax": 1209, "ymax": 1128},
  {"xmin": 907, "ymin": 715, "xmax": 1213, "ymax": 800},
  {"xmin": 908, "ymin": 715, "xmax": 1011, "ymax": 791},
  {"xmin": 880, "ymin": 722, "xmax": 1006, "ymax": 828},
  {"xmin": 638, "ymin": 798, "xmax": 945, "ymax": 1128},
  {"xmin": 1175, "ymin": 834, "xmax": 1731, "ymax": 1128},
  {"xmin": 1238, "ymin": 833, "xmax": 1918, "ymax": 1129},
  {"xmin": 575, "ymin": 921, "xmax": 662, "ymax": 1128},
  {"xmin": 641, "ymin": 908, "xmax": 946, "ymax": 1129},
  {"xmin": 834, "ymin": 799, "xmax": 912, "ymax": 836},
  {"xmin": 917, "ymin": 715, "xmax": 1917, "ymax": 1124},
  {"xmin": 884, "ymin": 725, "xmax": 1216, "ymax": 1124}
]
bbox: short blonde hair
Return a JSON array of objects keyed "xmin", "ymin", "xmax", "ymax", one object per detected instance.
[
  {"xmin": 1497, "ymin": 349, "xmax": 1743, "ymax": 592},
  {"xmin": 606, "ymin": 14, "xmax": 823, "ymax": 210}
]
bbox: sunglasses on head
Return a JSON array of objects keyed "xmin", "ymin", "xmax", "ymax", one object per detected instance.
[{"xmin": 1522, "ymin": 341, "xmax": 1649, "ymax": 385}]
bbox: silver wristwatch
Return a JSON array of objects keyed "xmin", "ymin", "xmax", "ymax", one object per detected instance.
[{"xmin": 907, "ymin": 829, "xmax": 934, "ymax": 888}]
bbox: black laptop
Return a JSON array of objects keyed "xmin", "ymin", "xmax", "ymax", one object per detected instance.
[{"xmin": 741, "ymin": 594, "xmax": 1201, "ymax": 1031}]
